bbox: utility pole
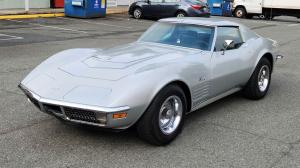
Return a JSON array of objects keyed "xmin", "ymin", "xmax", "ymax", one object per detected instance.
[{"xmin": 25, "ymin": 0, "xmax": 29, "ymax": 12}]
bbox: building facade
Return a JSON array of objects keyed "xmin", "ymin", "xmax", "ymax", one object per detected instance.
[
  {"xmin": 0, "ymin": 0, "xmax": 50, "ymax": 9},
  {"xmin": 0, "ymin": 0, "xmax": 131, "ymax": 9}
]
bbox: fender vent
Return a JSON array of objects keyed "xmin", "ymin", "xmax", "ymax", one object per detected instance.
[{"xmin": 44, "ymin": 104, "xmax": 62, "ymax": 114}]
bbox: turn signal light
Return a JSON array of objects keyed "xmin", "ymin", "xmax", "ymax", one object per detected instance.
[
  {"xmin": 113, "ymin": 112, "xmax": 127, "ymax": 119},
  {"xmin": 191, "ymin": 5, "xmax": 201, "ymax": 10}
]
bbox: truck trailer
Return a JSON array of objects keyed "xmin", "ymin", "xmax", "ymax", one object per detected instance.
[{"xmin": 232, "ymin": 0, "xmax": 300, "ymax": 19}]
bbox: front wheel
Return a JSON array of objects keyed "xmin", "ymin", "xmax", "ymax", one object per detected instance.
[
  {"xmin": 243, "ymin": 57, "xmax": 272, "ymax": 100},
  {"xmin": 133, "ymin": 8, "xmax": 143, "ymax": 19},
  {"xmin": 137, "ymin": 85, "xmax": 187, "ymax": 146},
  {"xmin": 234, "ymin": 7, "xmax": 246, "ymax": 18}
]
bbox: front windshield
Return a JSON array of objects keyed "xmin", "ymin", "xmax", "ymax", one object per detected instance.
[{"xmin": 139, "ymin": 22, "xmax": 215, "ymax": 51}]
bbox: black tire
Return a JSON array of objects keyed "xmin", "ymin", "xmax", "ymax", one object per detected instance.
[
  {"xmin": 258, "ymin": 14, "xmax": 265, "ymax": 19},
  {"xmin": 243, "ymin": 57, "xmax": 272, "ymax": 100},
  {"xmin": 133, "ymin": 7, "xmax": 142, "ymax": 19},
  {"xmin": 234, "ymin": 7, "xmax": 246, "ymax": 18},
  {"xmin": 137, "ymin": 85, "xmax": 187, "ymax": 146},
  {"xmin": 176, "ymin": 11, "xmax": 187, "ymax": 17}
]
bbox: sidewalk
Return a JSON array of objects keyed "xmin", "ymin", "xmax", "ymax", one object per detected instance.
[{"xmin": 0, "ymin": 6, "xmax": 128, "ymax": 19}]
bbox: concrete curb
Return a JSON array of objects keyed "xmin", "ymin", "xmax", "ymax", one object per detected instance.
[{"xmin": 0, "ymin": 13, "xmax": 65, "ymax": 20}]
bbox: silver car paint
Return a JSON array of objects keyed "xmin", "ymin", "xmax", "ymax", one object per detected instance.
[{"xmin": 19, "ymin": 18, "xmax": 279, "ymax": 129}]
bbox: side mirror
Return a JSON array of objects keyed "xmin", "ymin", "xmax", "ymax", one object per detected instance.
[
  {"xmin": 221, "ymin": 40, "xmax": 235, "ymax": 55},
  {"xmin": 147, "ymin": 0, "xmax": 151, "ymax": 4}
]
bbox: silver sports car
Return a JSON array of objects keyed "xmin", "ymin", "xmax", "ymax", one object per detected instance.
[{"xmin": 19, "ymin": 18, "xmax": 283, "ymax": 145}]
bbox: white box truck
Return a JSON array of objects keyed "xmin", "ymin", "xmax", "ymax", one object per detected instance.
[{"xmin": 232, "ymin": 0, "xmax": 300, "ymax": 19}]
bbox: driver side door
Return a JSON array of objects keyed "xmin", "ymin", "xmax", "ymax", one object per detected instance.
[
  {"xmin": 161, "ymin": 0, "xmax": 180, "ymax": 17},
  {"xmin": 142, "ymin": 0, "xmax": 164, "ymax": 18},
  {"xmin": 210, "ymin": 26, "xmax": 252, "ymax": 97}
]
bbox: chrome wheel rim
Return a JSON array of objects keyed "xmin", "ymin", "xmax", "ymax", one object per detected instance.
[
  {"xmin": 134, "ymin": 9, "xmax": 141, "ymax": 19},
  {"xmin": 177, "ymin": 13, "xmax": 185, "ymax": 17},
  {"xmin": 259, "ymin": 15, "xmax": 265, "ymax": 19},
  {"xmin": 258, "ymin": 65, "xmax": 270, "ymax": 92},
  {"xmin": 236, "ymin": 10, "xmax": 243, "ymax": 17},
  {"xmin": 159, "ymin": 96, "xmax": 183, "ymax": 135}
]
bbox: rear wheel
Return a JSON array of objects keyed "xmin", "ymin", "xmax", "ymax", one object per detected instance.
[
  {"xmin": 234, "ymin": 7, "xmax": 246, "ymax": 18},
  {"xmin": 133, "ymin": 8, "xmax": 142, "ymax": 19},
  {"xmin": 259, "ymin": 14, "xmax": 265, "ymax": 19},
  {"xmin": 176, "ymin": 11, "xmax": 187, "ymax": 17},
  {"xmin": 243, "ymin": 57, "xmax": 272, "ymax": 100},
  {"xmin": 137, "ymin": 85, "xmax": 187, "ymax": 146}
]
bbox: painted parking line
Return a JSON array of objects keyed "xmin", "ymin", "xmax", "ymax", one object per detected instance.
[
  {"xmin": 288, "ymin": 24, "xmax": 299, "ymax": 27},
  {"xmin": 245, "ymin": 20, "xmax": 279, "ymax": 25},
  {"xmin": 105, "ymin": 15, "xmax": 131, "ymax": 20},
  {"xmin": 0, "ymin": 33, "xmax": 23, "ymax": 41},
  {"xmin": 57, "ymin": 17, "xmax": 133, "ymax": 29},
  {"xmin": 106, "ymin": 14, "xmax": 155, "ymax": 22},
  {"xmin": 6, "ymin": 19, "xmax": 88, "ymax": 34},
  {"xmin": 251, "ymin": 24, "xmax": 277, "ymax": 30}
]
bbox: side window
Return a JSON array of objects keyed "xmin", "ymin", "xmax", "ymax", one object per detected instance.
[
  {"xmin": 214, "ymin": 27, "xmax": 243, "ymax": 52},
  {"xmin": 164, "ymin": 0, "xmax": 179, "ymax": 3},
  {"xmin": 150, "ymin": 0, "xmax": 163, "ymax": 3}
]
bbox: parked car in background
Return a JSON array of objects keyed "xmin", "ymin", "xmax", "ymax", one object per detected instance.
[
  {"xmin": 19, "ymin": 18, "xmax": 282, "ymax": 145},
  {"xmin": 128, "ymin": 0, "xmax": 210, "ymax": 19},
  {"xmin": 233, "ymin": 0, "xmax": 300, "ymax": 19}
]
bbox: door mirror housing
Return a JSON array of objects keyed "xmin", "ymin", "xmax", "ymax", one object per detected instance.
[
  {"xmin": 223, "ymin": 40, "xmax": 235, "ymax": 49},
  {"xmin": 221, "ymin": 40, "xmax": 235, "ymax": 55}
]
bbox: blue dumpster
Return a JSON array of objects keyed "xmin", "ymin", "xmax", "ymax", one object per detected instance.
[
  {"xmin": 208, "ymin": 0, "xmax": 223, "ymax": 16},
  {"xmin": 64, "ymin": 0, "xmax": 106, "ymax": 18},
  {"xmin": 222, "ymin": 0, "xmax": 232, "ymax": 16}
]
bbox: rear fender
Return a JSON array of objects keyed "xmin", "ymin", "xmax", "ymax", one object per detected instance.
[{"xmin": 252, "ymin": 49, "xmax": 274, "ymax": 74}]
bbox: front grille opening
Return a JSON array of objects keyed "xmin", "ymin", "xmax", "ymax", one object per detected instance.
[
  {"xmin": 44, "ymin": 104, "xmax": 62, "ymax": 114},
  {"xmin": 64, "ymin": 107, "xmax": 99, "ymax": 123}
]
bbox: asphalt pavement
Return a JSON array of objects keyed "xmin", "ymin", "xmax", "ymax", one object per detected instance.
[{"xmin": 0, "ymin": 14, "xmax": 299, "ymax": 168}]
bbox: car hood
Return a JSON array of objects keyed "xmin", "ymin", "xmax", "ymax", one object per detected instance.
[
  {"xmin": 21, "ymin": 42, "xmax": 201, "ymax": 105},
  {"xmin": 59, "ymin": 42, "xmax": 194, "ymax": 81}
]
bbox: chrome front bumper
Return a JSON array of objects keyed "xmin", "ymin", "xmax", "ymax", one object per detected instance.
[{"xmin": 18, "ymin": 84, "xmax": 130, "ymax": 128}]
